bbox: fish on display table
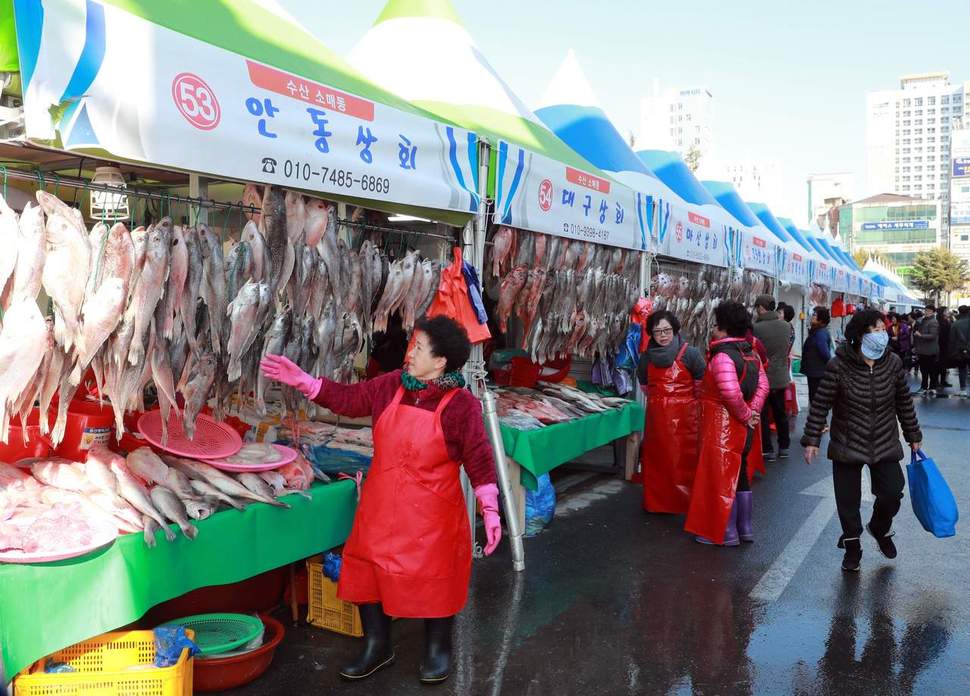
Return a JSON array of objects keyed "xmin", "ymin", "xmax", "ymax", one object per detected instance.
[
  {"xmin": 170, "ymin": 458, "xmax": 288, "ymax": 507},
  {"xmin": 150, "ymin": 485, "xmax": 198, "ymax": 540},
  {"xmin": 237, "ymin": 472, "xmax": 292, "ymax": 508},
  {"xmin": 108, "ymin": 456, "xmax": 175, "ymax": 541}
]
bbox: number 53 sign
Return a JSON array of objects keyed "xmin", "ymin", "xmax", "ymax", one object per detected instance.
[{"xmin": 172, "ymin": 73, "xmax": 222, "ymax": 131}]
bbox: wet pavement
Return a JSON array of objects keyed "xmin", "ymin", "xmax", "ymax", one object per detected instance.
[{"xmin": 225, "ymin": 383, "xmax": 970, "ymax": 695}]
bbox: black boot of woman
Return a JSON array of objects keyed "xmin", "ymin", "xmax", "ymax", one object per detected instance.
[
  {"xmin": 339, "ymin": 603, "xmax": 394, "ymax": 680},
  {"xmin": 419, "ymin": 617, "xmax": 454, "ymax": 684}
]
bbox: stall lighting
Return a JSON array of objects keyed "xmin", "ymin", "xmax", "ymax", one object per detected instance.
[{"xmin": 89, "ymin": 166, "xmax": 130, "ymax": 221}]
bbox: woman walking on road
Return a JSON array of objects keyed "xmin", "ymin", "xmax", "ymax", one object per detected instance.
[
  {"xmin": 637, "ymin": 310, "xmax": 706, "ymax": 514},
  {"xmin": 685, "ymin": 301, "xmax": 769, "ymax": 546},
  {"xmin": 801, "ymin": 309, "xmax": 922, "ymax": 572},
  {"xmin": 261, "ymin": 316, "xmax": 501, "ymax": 684}
]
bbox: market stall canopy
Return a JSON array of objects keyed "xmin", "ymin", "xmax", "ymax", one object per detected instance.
[
  {"xmin": 6, "ymin": 0, "xmax": 481, "ymax": 224},
  {"xmin": 863, "ymin": 259, "xmax": 919, "ymax": 304},
  {"xmin": 636, "ymin": 150, "xmax": 737, "ymax": 266},
  {"xmin": 701, "ymin": 180, "xmax": 777, "ymax": 275},
  {"xmin": 347, "ymin": 0, "xmax": 648, "ymax": 249}
]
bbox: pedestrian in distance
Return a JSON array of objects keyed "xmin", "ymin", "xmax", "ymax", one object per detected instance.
[
  {"xmin": 778, "ymin": 301, "xmax": 796, "ymax": 356},
  {"xmin": 801, "ymin": 309, "xmax": 922, "ymax": 572},
  {"xmin": 914, "ymin": 305, "xmax": 940, "ymax": 394},
  {"xmin": 261, "ymin": 315, "xmax": 501, "ymax": 684},
  {"xmin": 937, "ymin": 307, "xmax": 953, "ymax": 389},
  {"xmin": 888, "ymin": 312, "xmax": 912, "ymax": 367},
  {"xmin": 800, "ymin": 306, "xmax": 832, "ymax": 404},
  {"xmin": 637, "ymin": 310, "xmax": 706, "ymax": 514},
  {"xmin": 752, "ymin": 294, "xmax": 792, "ymax": 460},
  {"xmin": 947, "ymin": 305, "xmax": 970, "ymax": 398},
  {"xmin": 685, "ymin": 301, "xmax": 769, "ymax": 546}
]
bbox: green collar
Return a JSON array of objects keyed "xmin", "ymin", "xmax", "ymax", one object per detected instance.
[{"xmin": 401, "ymin": 370, "xmax": 466, "ymax": 392}]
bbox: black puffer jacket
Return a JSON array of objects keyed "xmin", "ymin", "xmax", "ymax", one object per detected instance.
[{"xmin": 801, "ymin": 344, "xmax": 921, "ymax": 464}]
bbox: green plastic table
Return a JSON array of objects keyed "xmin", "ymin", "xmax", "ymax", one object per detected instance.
[
  {"xmin": 0, "ymin": 479, "xmax": 357, "ymax": 678},
  {"xmin": 499, "ymin": 401, "xmax": 645, "ymax": 491}
]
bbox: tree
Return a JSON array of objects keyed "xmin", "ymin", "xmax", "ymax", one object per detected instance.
[
  {"xmin": 909, "ymin": 246, "xmax": 970, "ymax": 302},
  {"xmin": 684, "ymin": 144, "xmax": 702, "ymax": 173}
]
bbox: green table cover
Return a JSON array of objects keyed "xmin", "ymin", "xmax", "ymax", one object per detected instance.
[
  {"xmin": 0, "ymin": 480, "xmax": 357, "ymax": 678},
  {"xmin": 500, "ymin": 402, "xmax": 644, "ymax": 490}
]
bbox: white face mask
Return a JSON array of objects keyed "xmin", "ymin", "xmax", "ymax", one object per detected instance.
[{"xmin": 861, "ymin": 331, "xmax": 889, "ymax": 359}]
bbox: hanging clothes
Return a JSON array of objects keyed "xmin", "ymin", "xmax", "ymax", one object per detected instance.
[
  {"xmin": 685, "ymin": 339, "xmax": 767, "ymax": 544},
  {"xmin": 640, "ymin": 342, "xmax": 701, "ymax": 513},
  {"xmin": 425, "ymin": 247, "xmax": 490, "ymax": 344}
]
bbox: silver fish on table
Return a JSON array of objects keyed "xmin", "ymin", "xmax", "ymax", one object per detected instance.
[
  {"xmin": 188, "ymin": 477, "xmax": 247, "ymax": 511},
  {"xmin": 127, "ymin": 447, "xmax": 171, "ymax": 485},
  {"xmin": 259, "ymin": 470, "xmax": 312, "ymax": 501},
  {"xmin": 170, "ymin": 458, "xmax": 288, "ymax": 507},
  {"xmin": 127, "ymin": 219, "xmax": 171, "ymax": 366},
  {"xmin": 183, "ymin": 497, "xmax": 216, "ymax": 521},
  {"xmin": 108, "ymin": 457, "xmax": 175, "ymax": 541},
  {"xmin": 181, "ymin": 351, "xmax": 217, "ymax": 440},
  {"xmin": 143, "ymin": 514, "xmax": 161, "ymax": 547},
  {"xmin": 37, "ymin": 190, "xmax": 90, "ymax": 352},
  {"xmin": 150, "ymin": 485, "xmax": 198, "ymax": 540},
  {"xmin": 236, "ymin": 472, "xmax": 292, "ymax": 508}
]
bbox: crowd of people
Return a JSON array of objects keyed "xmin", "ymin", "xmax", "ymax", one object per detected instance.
[{"xmin": 637, "ymin": 296, "xmax": 925, "ymax": 572}]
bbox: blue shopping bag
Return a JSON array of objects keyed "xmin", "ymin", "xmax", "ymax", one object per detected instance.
[{"xmin": 907, "ymin": 449, "xmax": 959, "ymax": 538}]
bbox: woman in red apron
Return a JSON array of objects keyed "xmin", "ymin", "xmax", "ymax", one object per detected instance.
[
  {"xmin": 261, "ymin": 316, "xmax": 500, "ymax": 684},
  {"xmin": 636, "ymin": 310, "xmax": 705, "ymax": 513},
  {"xmin": 685, "ymin": 301, "xmax": 769, "ymax": 546}
]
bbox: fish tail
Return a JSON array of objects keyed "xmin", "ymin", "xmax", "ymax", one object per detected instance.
[{"xmin": 180, "ymin": 522, "xmax": 198, "ymax": 540}]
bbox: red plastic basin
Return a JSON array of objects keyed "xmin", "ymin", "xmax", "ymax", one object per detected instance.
[
  {"xmin": 192, "ymin": 614, "xmax": 285, "ymax": 692},
  {"xmin": 2, "ymin": 409, "xmax": 53, "ymax": 463},
  {"xmin": 50, "ymin": 398, "xmax": 117, "ymax": 461}
]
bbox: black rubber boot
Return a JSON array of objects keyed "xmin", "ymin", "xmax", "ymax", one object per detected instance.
[
  {"xmin": 418, "ymin": 616, "xmax": 454, "ymax": 684},
  {"xmin": 339, "ymin": 603, "xmax": 394, "ymax": 681},
  {"xmin": 841, "ymin": 537, "xmax": 862, "ymax": 572}
]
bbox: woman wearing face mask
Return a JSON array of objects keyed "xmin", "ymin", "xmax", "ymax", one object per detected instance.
[
  {"xmin": 636, "ymin": 310, "xmax": 706, "ymax": 513},
  {"xmin": 801, "ymin": 309, "xmax": 922, "ymax": 572},
  {"xmin": 261, "ymin": 315, "xmax": 500, "ymax": 684}
]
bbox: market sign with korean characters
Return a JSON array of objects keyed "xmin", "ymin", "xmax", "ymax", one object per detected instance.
[
  {"xmin": 492, "ymin": 140, "xmax": 649, "ymax": 250},
  {"xmin": 14, "ymin": 0, "xmax": 480, "ymax": 214}
]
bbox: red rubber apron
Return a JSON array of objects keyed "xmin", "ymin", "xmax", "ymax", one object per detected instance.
[
  {"xmin": 641, "ymin": 343, "xmax": 699, "ymax": 513},
  {"xmin": 684, "ymin": 368, "xmax": 748, "ymax": 544},
  {"xmin": 337, "ymin": 386, "xmax": 471, "ymax": 618}
]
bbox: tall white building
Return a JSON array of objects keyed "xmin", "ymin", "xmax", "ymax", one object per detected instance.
[
  {"xmin": 721, "ymin": 159, "xmax": 784, "ymax": 213},
  {"xmin": 950, "ymin": 121, "xmax": 970, "ymax": 262},
  {"xmin": 807, "ymin": 172, "xmax": 854, "ymax": 231},
  {"xmin": 637, "ymin": 81, "xmax": 713, "ymax": 160},
  {"xmin": 865, "ymin": 72, "xmax": 970, "ymax": 231}
]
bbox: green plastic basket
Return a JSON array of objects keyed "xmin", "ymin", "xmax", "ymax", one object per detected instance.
[{"xmin": 161, "ymin": 613, "xmax": 264, "ymax": 656}]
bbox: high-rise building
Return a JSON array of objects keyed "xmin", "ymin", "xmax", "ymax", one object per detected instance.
[
  {"xmin": 865, "ymin": 72, "xmax": 970, "ymax": 233},
  {"xmin": 807, "ymin": 172, "xmax": 854, "ymax": 234},
  {"xmin": 721, "ymin": 159, "xmax": 785, "ymax": 213},
  {"xmin": 840, "ymin": 193, "xmax": 942, "ymax": 286},
  {"xmin": 637, "ymin": 81, "xmax": 713, "ymax": 160},
  {"xmin": 949, "ymin": 121, "xmax": 970, "ymax": 262}
]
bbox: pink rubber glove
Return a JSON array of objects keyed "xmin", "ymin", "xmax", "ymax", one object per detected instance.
[
  {"xmin": 475, "ymin": 483, "xmax": 502, "ymax": 555},
  {"xmin": 259, "ymin": 354, "xmax": 322, "ymax": 399}
]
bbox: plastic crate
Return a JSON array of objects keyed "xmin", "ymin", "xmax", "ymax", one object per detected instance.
[
  {"xmin": 15, "ymin": 629, "xmax": 194, "ymax": 696},
  {"xmin": 306, "ymin": 560, "xmax": 363, "ymax": 637}
]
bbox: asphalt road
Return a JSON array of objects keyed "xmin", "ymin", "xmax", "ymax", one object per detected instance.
[{"xmin": 224, "ymin": 385, "xmax": 970, "ymax": 695}]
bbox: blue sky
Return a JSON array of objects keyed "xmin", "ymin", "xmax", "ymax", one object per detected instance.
[{"xmin": 276, "ymin": 0, "xmax": 970, "ymax": 225}]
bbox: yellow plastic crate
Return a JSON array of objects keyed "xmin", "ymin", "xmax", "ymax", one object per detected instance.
[
  {"xmin": 307, "ymin": 559, "xmax": 363, "ymax": 637},
  {"xmin": 15, "ymin": 630, "xmax": 194, "ymax": 696}
]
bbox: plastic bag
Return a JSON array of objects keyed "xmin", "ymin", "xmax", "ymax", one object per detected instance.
[
  {"xmin": 907, "ymin": 449, "xmax": 959, "ymax": 538},
  {"xmin": 524, "ymin": 473, "xmax": 556, "ymax": 536},
  {"xmin": 616, "ymin": 324, "xmax": 641, "ymax": 371},
  {"xmin": 322, "ymin": 551, "xmax": 343, "ymax": 581},
  {"xmin": 153, "ymin": 626, "xmax": 200, "ymax": 668}
]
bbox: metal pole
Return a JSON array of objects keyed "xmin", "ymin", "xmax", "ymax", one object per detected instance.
[{"xmin": 482, "ymin": 390, "xmax": 525, "ymax": 571}]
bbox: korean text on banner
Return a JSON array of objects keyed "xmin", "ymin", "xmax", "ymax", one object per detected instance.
[
  {"xmin": 742, "ymin": 231, "xmax": 776, "ymax": 275},
  {"xmin": 14, "ymin": 0, "xmax": 480, "ymax": 213},
  {"xmin": 492, "ymin": 140, "xmax": 647, "ymax": 250},
  {"xmin": 657, "ymin": 203, "xmax": 729, "ymax": 267}
]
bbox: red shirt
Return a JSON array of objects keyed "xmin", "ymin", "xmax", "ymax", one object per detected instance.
[{"xmin": 312, "ymin": 370, "xmax": 496, "ymax": 488}]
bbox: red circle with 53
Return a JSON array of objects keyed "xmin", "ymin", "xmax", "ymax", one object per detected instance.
[{"xmin": 172, "ymin": 72, "xmax": 221, "ymax": 131}]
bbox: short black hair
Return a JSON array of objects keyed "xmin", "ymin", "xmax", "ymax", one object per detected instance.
[
  {"xmin": 959, "ymin": 305, "xmax": 970, "ymax": 316},
  {"xmin": 925, "ymin": 304, "xmax": 936, "ymax": 312},
  {"xmin": 813, "ymin": 306, "xmax": 831, "ymax": 326},
  {"xmin": 754, "ymin": 294, "xmax": 776, "ymax": 312},
  {"xmin": 647, "ymin": 310, "xmax": 681, "ymax": 336},
  {"xmin": 844, "ymin": 309, "xmax": 885, "ymax": 350},
  {"xmin": 781, "ymin": 304, "xmax": 795, "ymax": 322},
  {"xmin": 414, "ymin": 315, "xmax": 471, "ymax": 372},
  {"xmin": 714, "ymin": 300, "xmax": 752, "ymax": 339}
]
